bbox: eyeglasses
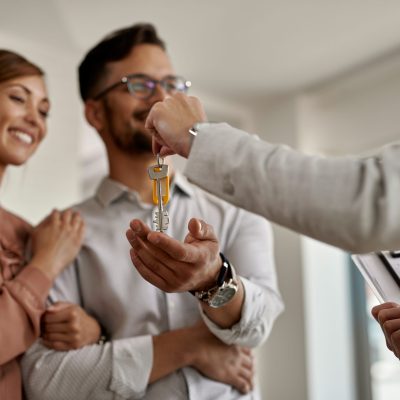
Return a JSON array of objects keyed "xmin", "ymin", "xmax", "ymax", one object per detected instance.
[{"xmin": 93, "ymin": 74, "xmax": 191, "ymax": 100}]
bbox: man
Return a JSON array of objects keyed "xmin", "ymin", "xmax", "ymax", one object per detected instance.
[
  {"xmin": 143, "ymin": 93, "xmax": 400, "ymax": 253},
  {"xmin": 21, "ymin": 24, "xmax": 283, "ymax": 400}
]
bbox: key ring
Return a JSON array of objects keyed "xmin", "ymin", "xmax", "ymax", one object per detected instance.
[{"xmin": 157, "ymin": 154, "xmax": 164, "ymax": 167}]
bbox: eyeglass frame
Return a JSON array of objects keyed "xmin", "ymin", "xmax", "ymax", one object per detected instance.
[{"xmin": 93, "ymin": 73, "xmax": 191, "ymax": 100}]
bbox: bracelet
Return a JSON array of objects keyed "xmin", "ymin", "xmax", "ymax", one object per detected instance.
[{"xmin": 97, "ymin": 325, "xmax": 109, "ymax": 345}]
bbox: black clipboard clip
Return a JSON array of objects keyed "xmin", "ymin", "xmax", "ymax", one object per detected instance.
[{"xmin": 378, "ymin": 251, "xmax": 400, "ymax": 288}]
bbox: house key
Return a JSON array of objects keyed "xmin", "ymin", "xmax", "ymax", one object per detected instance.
[{"xmin": 147, "ymin": 154, "xmax": 170, "ymax": 232}]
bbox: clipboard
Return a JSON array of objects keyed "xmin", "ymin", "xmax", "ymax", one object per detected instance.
[{"xmin": 351, "ymin": 251, "xmax": 400, "ymax": 303}]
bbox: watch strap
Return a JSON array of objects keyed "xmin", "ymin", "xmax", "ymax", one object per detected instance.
[{"xmin": 190, "ymin": 253, "xmax": 237, "ymax": 305}]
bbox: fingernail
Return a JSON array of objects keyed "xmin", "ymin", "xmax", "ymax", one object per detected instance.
[
  {"xmin": 132, "ymin": 221, "xmax": 141, "ymax": 233},
  {"xmin": 148, "ymin": 234, "xmax": 160, "ymax": 244}
]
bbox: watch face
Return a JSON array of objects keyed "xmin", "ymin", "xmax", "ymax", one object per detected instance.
[{"xmin": 209, "ymin": 287, "xmax": 237, "ymax": 308}]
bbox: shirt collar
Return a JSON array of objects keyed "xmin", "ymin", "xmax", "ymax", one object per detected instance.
[
  {"xmin": 95, "ymin": 177, "xmax": 136, "ymax": 207},
  {"xmin": 171, "ymin": 171, "xmax": 194, "ymax": 197},
  {"xmin": 95, "ymin": 171, "xmax": 194, "ymax": 208}
]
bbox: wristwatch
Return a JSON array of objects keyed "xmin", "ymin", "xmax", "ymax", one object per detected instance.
[{"xmin": 192, "ymin": 253, "xmax": 239, "ymax": 308}]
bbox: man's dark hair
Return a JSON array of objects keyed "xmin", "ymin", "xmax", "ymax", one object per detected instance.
[{"xmin": 78, "ymin": 23, "xmax": 166, "ymax": 101}]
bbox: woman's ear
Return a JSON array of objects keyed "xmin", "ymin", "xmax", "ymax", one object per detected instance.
[{"xmin": 84, "ymin": 100, "xmax": 104, "ymax": 132}]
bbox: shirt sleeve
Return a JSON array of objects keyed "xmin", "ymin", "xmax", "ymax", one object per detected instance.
[
  {"xmin": 22, "ymin": 337, "xmax": 153, "ymax": 400},
  {"xmin": 0, "ymin": 265, "xmax": 52, "ymax": 365},
  {"xmin": 185, "ymin": 122, "xmax": 400, "ymax": 253},
  {"xmin": 200, "ymin": 211, "xmax": 284, "ymax": 347},
  {"xmin": 21, "ymin": 263, "xmax": 154, "ymax": 400}
]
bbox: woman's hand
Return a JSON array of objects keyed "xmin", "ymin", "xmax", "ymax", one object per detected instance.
[
  {"xmin": 31, "ymin": 209, "xmax": 85, "ymax": 280},
  {"xmin": 41, "ymin": 302, "xmax": 101, "ymax": 351}
]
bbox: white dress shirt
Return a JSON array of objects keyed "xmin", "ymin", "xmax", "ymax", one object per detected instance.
[{"xmin": 22, "ymin": 173, "xmax": 283, "ymax": 400}]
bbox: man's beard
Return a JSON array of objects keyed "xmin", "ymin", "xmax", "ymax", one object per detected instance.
[
  {"xmin": 111, "ymin": 126, "xmax": 153, "ymax": 154},
  {"xmin": 103, "ymin": 100, "xmax": 153, "ymax": 155}
]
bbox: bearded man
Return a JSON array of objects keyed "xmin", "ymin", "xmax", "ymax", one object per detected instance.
[{"xmin": 21, "ymin": 23, "xmax": 283, "ymax": 400}]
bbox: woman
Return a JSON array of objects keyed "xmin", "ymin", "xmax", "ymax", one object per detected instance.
[{"xmin": 0, "ymin": 50, "xmax": 101, "ymax": 400}]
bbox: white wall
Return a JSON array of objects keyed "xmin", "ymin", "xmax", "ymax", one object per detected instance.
[
  {"xmin": 247, "ymin": 96, "xmax": 309, "ymax": 400},
  {"xmin": 299, "ymin": 51, "xmax": 400, "ymax": 400},
  {"xmin": 248, "ymin": 49, "xmax": 400, "ymax": 400},
  {"xmin": 299, "ymin": 51, "xmax": 400, "ymax": 155}
]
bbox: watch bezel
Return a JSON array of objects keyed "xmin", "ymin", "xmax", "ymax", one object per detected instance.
[
  {"xmin": 207, "ymin": 280, "xmax": 238, "ymax": 308},
  {"xmin": 192, "ymin": 253, "xmax": 239, "ymax": 308}
]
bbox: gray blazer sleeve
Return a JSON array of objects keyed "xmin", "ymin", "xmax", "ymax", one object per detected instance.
[{"xmin": 184, "ymin": 122, "xmax": 400, "ymax": 253}]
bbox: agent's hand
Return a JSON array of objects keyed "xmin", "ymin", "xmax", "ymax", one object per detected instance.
[
  {"xmin": 126, "ymin": 218, "xmax": 221, "ymax": 292},
  {"xmin": 31, "ymin": 209, "xmax": 85, "ymax": 281},
  {"xmin": 145, "ymin": 93, "xmax": 207, "ymax": 158},
  {"xmin": 41, "ymin": 302, "xmax": 101, "ymax": 351},
  {"xmin": 190, "ymin": 321, "xmax": 254, "ymax": 394},
  {"xmin": 371, "ymin": 302, "xmax": 400, "ymax": 359}
]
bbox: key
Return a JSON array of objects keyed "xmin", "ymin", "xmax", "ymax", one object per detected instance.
[{"xmin": 148, "ymin": 155, "xmax": 170, "ymax": 232}]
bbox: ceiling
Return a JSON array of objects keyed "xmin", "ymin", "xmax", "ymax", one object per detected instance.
[{"xmin": 4, "ymin": 0, "xmax": 400, "ymax": 102}]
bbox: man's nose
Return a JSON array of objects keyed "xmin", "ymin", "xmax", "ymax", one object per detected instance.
[{"xmin": 151, "ymin": 83, "xmax": 168, "ymax": 102}]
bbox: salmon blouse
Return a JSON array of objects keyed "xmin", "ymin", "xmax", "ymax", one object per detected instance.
[{"xmin": 0, "ymin": 207, "xmax": 51, "ymax": 400}]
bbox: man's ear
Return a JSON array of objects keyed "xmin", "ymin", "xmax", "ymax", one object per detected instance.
[{"xmin": 85, "ymin": 100, "xmax": 104, "ymax": 132}]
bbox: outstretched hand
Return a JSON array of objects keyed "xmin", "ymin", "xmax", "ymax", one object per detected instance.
[{"xmin": 126, "ymin": 218, "xmax": 222, "ymax": 292}]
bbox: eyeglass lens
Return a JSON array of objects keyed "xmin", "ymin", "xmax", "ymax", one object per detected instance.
[{"xmin": 127, "ymin": 76, "xmax": 188, "ymax": 99}]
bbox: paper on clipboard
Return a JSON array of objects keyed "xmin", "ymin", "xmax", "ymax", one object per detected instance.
[{"xmin": 351, "ymin": 252, "xmax": 400, "ymax": 304}]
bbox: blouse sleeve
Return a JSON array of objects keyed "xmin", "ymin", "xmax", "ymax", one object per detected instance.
[{"xmin": 0, "ymin": 265, "xmax": 52, "ymax": 365}]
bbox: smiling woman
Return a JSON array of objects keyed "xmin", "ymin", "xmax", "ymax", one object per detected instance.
[
  {"xmin": 0, "ymin": 51, "xmax": 49, "ymax": 176},
  {"xmin": 0, "ymin": 50, "xmax": 99, "ymax": 400}
]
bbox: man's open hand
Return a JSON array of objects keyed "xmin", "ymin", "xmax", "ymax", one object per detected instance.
[{"xmin": 126, "ymin": 218, "xmax": 222, "ymax": 292}]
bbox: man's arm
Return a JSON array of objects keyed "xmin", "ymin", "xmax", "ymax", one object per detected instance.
[
  {"xmin": 22, "ymin": 323, "xmax": 253, "ymax": 400},
  {"xmin": 146, "ymin": 93, "xmax": 400, "ymax": 253},
  {"xmin": 185, "ymin": 123, "xmax": 400, "ymax": 253},
  {"xmin": 22, "ymin": 264, "xmax": 254, "ymax": 400},
  {"xmin": 202, "ymin": 210, "xmax": 284, "ymax": 347},
  {"xmin": 128, "ymin": 214, "xmax": 283, "ymax": 348},
  {"xmin": 127, "ymin": 218, "xmax": 245, "ymax": 329},
  {"xmin": 151, "ymin": 321, "xmax": 254, "ymax": 394}
]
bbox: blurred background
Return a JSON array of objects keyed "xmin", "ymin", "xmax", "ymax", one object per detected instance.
[{"xmin": 1, "ymin": 1, "xmax": 400, "ymax": 399}]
